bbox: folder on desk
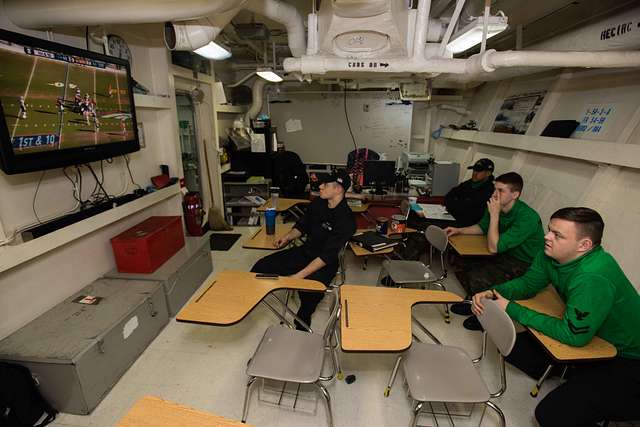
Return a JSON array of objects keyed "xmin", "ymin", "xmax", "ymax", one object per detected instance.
[{"xmin": 351, "ymin": 231, "xmax": 398, "ymax": 252}]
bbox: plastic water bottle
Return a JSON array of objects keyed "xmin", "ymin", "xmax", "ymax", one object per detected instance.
[
  {"xmin": 270, "ymin": 187, "xmax": 279, "ymax": 210},
  {"xmin": 265, "ymin": 208, "xmax": 277, "ymax": 235}
]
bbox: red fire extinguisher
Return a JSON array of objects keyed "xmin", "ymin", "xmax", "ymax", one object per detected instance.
[{"xmin": 183, "ymin": 192, "xmax": 205, "ymax": 236}]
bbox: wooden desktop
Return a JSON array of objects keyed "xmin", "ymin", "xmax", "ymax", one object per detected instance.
[
  {"xmin": 176, "ymin": 270, "xmax": 325, "ymax": 326},
  {"xmin": 339, "ymin": 284, "xmax": 462, "ymax": 352},
  {"xmin": 118, "ymin": 396, "xmax": 250, "ymax": 426}
]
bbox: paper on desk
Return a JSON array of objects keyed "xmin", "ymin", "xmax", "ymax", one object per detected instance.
[
  {"xmin": 418, "ymin": 204, "xmax": 455, "ymax": 221},
  {"xmin": 285, "ymin": 118, "xmax": 303, "ymax": 133}
]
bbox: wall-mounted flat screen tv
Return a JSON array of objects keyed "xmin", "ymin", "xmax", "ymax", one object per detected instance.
[{"xmin": 0, "ymin": 29, "xmax": 140, "ymax": 174}]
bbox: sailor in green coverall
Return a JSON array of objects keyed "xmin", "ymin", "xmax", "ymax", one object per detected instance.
[
  {"xmin": 472, "ymin": 207, "xmax": 640, "ymax": 426},
  {"xmin": 446, "ymin": 172, "xmax": 545, "ymax": 330}
]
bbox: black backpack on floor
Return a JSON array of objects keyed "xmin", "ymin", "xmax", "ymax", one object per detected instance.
[{"xmin": 0, "ymin": 362, "xmax": 57, "ymax": 427}]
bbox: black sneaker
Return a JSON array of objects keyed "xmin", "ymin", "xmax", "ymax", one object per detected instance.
[
  {"xmin": 463, "ymin": 316, "xmax": 484, "ymax": 331},
  {"xmin": 450, "ymin": 302, "xmax": 472, "ymax": 316}
]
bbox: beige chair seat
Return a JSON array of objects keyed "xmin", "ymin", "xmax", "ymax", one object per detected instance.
[
  {"xmin": 383, "ymin": 260, "xmax": 435, "ymax": 284},
  {"xmin": 403, "ymin": 343, "xmax": 490, "ymax": 403},
  {"xmin": 247, "ymin": 325, "xmax": 325, "ymax": 383}
]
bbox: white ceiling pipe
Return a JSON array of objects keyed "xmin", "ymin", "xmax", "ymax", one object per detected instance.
[
  {"xmin": 283, "ymin": 55, "xmax": 468, "ymax": 74},
  {"xmin": 244, "ymin": 0, "xmax": 307, "ymax": 57},
  {"xmin": 474, "ymin": 50, "xmax": 640, "ymax": 73},
  {"xmin": 437, "ymin": 6, "xmax": 640, "ymax": 84},
  {"xmin": 245, "ymin": 78, "xmax": 268, "ymax": 123},
  {"xmin": 284, "ymin": 47, "xmax": 640, "ymax": 78},
  {"xmin": 412, "ymin": 0, "xmax": 432, "ymax": 59},
  {"xmin": 407, "ymin": 12, "xmax": 446, "ymax": 52},
  {"xmin": 4, "ymin": 0, "xmax": 244, "ymax": 27},
  {"xmin": 438, "ymin": 0, "xmax": 466, "ymax": 56},
  {"xmin": 437, "ymin": 49, "xmax": 640, "ymax": 85}
]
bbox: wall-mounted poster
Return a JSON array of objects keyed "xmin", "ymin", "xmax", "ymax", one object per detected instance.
[{"xmin": 492, "ymin": 91, "xmax": 546, "ymax": 134}]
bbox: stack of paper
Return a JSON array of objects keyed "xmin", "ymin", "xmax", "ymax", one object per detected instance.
[{"xmin": 417, "ymin": 204, "xmax": 455, "ymax": 221}]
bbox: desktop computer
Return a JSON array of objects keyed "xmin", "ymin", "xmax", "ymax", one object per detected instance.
[{"xmin": 364, "ymin": 160, "xmax": 396, "ymax": 195}]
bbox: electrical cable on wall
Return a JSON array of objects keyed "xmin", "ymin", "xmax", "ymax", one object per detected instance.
[
  {"xmin": 343, "ymin": 86, "xmax": 358, "ymax": 151},
  {"xmin": 63, "ymin": 167, "xmax": 82, "ymax": 204},
  {"xmin": 88, "ymin": 161, "xmax": 105, "ymax": 203},
  {"xmin": 32, "ymin": 170, "xmax": 46, "ymax": 224},
  {"xmin": 86, "ymin": 163, "xmax": 112, "ymax": 202},
  {"xmin": 124, "ymin": 155, "xmax": 142, "ymax": 189},
  {"xmin": 75, "ymin": 165, "xmax": 84, "ymax": 207}
]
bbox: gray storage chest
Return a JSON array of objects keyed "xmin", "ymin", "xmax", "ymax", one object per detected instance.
[
  {"xmin": 0, "ymin": 278, "xmax": 169, "ymax": 415},
  {"xmin": 103, "ymin": 233, "xmax": 213, "ymax": 316}
]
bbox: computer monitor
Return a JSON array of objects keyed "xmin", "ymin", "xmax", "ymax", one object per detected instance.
[
  {"xmin": 364, "ymin": 160, "xmax": 396, "ymax": 195},
  {"xmin": 0, "ymin": 28, "xmax": 139, "ymax": 174}
]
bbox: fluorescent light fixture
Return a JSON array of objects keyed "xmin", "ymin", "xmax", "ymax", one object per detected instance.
[
  {"xmin": 194, "ymin": 41, "xmax": 231, "ymax": 60},
  {"xmin": 256, "ymin": 68, "xmax": 283, "ymax": 83},
  {"xmin": 447, "ymin": 15, "xmax": 508, "ymax": 54}
]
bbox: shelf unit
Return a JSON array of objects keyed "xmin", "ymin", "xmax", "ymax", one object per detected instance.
[
  {"xmin": 216, "ymin": 104, "xmax": 245, "ymax": 114},
  {"xmin": 222, "ymin": 180, "xmax": 270, "ymax": 226},
  {"xmin": 440, "ymin": 129, "xmax": 640, "ymax": 170},
  {"xmin": 220, "ymin": 163, "xmax": 231, "ymax": 173},
  {"xmin": 133, "ymin": 94, "xmax": 173, "ymax": 110},
  {"xmin": 0, "ymin": 184, "xmax": 181, "ymax": 274}
]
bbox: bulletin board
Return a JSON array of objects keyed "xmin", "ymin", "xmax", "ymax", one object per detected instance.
[{"xmin": 492, "ymin": 91, "xmax": 546, "ymax": 135}]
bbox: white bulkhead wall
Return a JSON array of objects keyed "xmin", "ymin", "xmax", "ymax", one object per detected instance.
[
  {"xmin": 433, "ymin": 67, "xmax": 640, "ymax": 289},
  {"xmin": 0, "ymin": 13, "xmax": 186, "ymax": 339}
]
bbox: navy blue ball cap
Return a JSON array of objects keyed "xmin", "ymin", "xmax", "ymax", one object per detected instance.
[
  {"xmin": 322, "ymin": 170, "xmax": 351, "ymax": 191},
  {"xmin": 467, "ymin": 158, "xmax": 494, "ymax": 172}
]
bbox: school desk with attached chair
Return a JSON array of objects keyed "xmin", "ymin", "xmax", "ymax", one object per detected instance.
[
  {"xmin": 242, "ymin": 222, "xmax": 295, "ymax": 250},
  {"xmin": 338, "ymin": 284, "xmax": 463, "ymax": 396},
  {"xmin": 176, "ymin": 269, "xmax": 326, "ymax": 332},
  {"xmin": 516, "ymin": 286, "xmax": 617, "ymax": 397},
  {"xmin": 257, "ymin": 197, "xmax": 310, "ymax": 220},
  {"xmin": 349, "ymin": 227, "xmax": 418, "ymax": 270}
]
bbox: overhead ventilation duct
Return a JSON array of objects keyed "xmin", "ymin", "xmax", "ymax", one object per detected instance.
[
  {"xmin": 3, "ymin": 0, "xmax": 245, "ymax": 26},
  {"xmin": 5, "ymin": 0, "xmax": 306, "ymax": 58},
  {"xmin": 165, "ymin": 19, "xmax": 219, "ymax": 51},
  {"xmin": 245, "ymin": 78, "xmax": 268, "ymax": 123},
  {"xmin": 313, "ymin": 0, "xmax": 411, "ymax": 58},
  {"xmin": 244, "ymin": 0, "xmax": 306, "ymax": 57}
]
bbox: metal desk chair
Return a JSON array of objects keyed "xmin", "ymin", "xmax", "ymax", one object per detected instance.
[
  {"xmin": 241, "ymin": 290, "xmax": 342, "ymax": 427},
  {"xmin": 401, "ymin": 299, "xmax": 514, "ymax": 427},
  {"xmin": 376, "ymin": 225, "xmax": 451, "ymax": 323},
  {"xmin": 331, "ymin": 241, "xmax": 349, "ymax": 288}
]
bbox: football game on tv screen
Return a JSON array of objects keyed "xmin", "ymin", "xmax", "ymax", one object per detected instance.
[{"xmin": 0, "ymin": 29, "xmax": 139, "ymax": 174}]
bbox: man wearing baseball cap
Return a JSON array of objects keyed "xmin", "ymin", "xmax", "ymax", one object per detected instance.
[
  {"xmin": 251, "ymin": 170, "xmax": 356, "ymax": 330},
  {"xmin": 408, "ymin": 158, "xmax": 494, "ymax": 231},
  {"xmin": 444, "ymin": 158, "xmax": 496, "ymax": 227}
]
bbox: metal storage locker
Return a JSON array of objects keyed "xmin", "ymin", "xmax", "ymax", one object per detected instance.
[
  {"xmin": 103, "ymin": 233, "xmax": 213, "ymax": 316},
  {"xmin": 0, "ymin": 278, "xmax": 169, "ymax": 415}
]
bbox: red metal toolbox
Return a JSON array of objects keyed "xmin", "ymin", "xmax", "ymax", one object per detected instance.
[{"xmin": 111, "ymin": 216, "xmax": 185, "ymax": 273}]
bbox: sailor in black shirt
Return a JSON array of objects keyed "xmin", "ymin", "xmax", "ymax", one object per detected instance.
[
  {"xmin": 444, "ymin": 158, "xmax": 495, "ymax": 227},
  {"xmin": 408, "ymin": 158, "xmax": 494, "ymax": 230},
  {"xmin": 251, "ymin": 170, "xmax": 356, "ymax": 330}
]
